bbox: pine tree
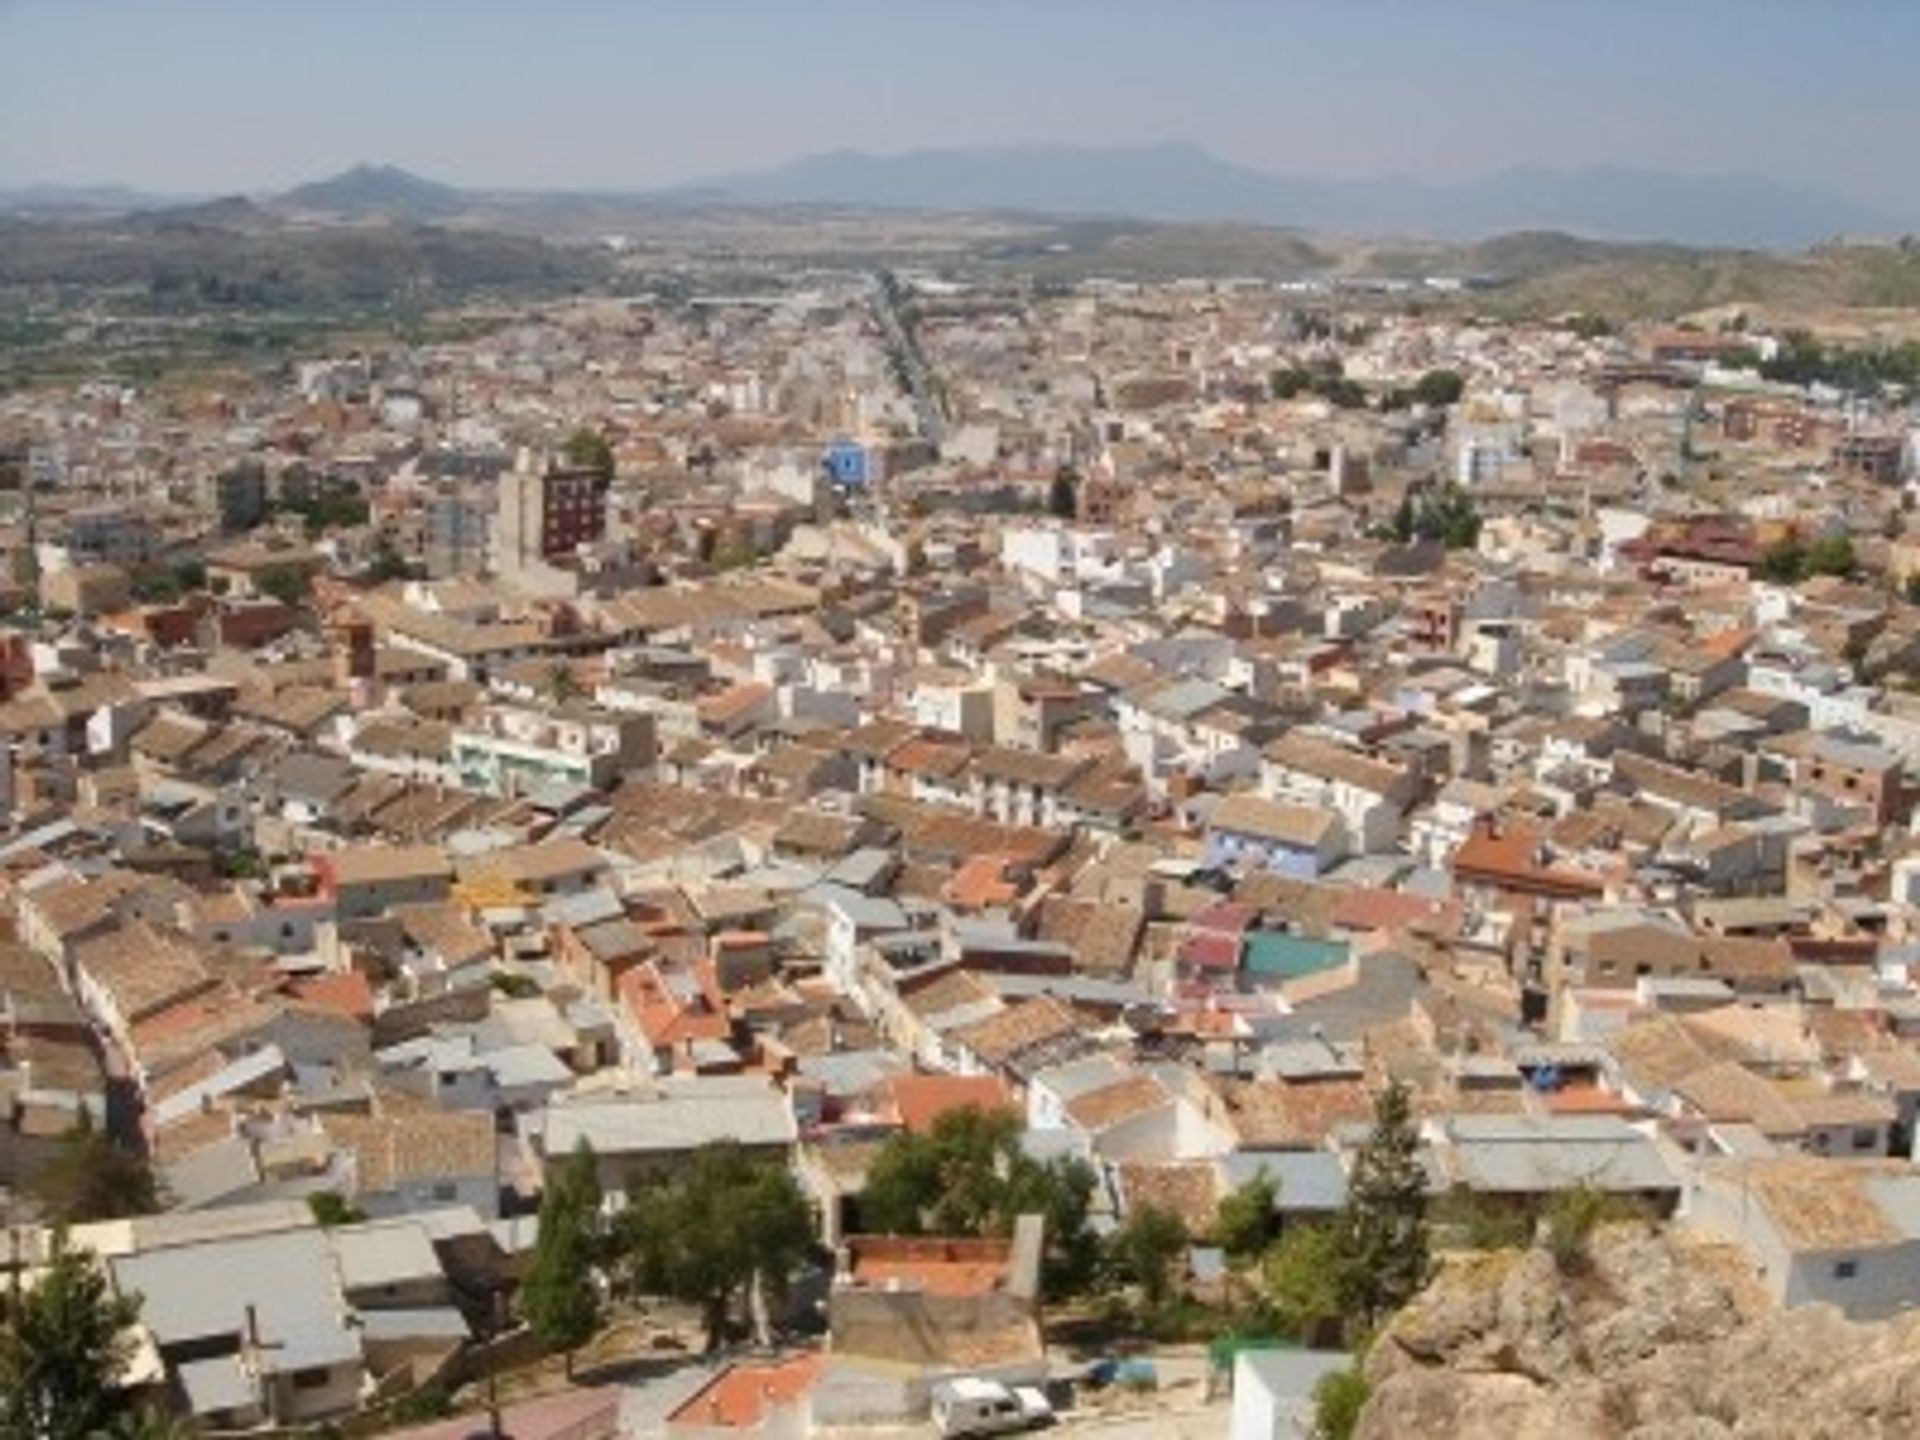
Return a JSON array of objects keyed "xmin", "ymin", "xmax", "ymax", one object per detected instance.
[
  {"xmin": 1213, "ymin": 1173, "xmax": 1279, "ymax": 1262},
  {"xmin": 1103, "ymin": 1204, "xmax": 1188, "ymax": 1311},
  {"xmin": 522, "ymin": 1139, "xmax": 603, "ymax": 1376},
  {"xmin": 860, "ymin": 1106, "xmax": 1097, "ymax": 1298},
  {"xmin": 614, "ymin": 1141, "xmax": 814, "ymax": 1352},
  {"xmin": 1048, "ymin": 466, "xmax": 1079, "ymax": 520},
  {"xmin": 0, "ymin": 1230, "xmax": 144, "ymax": 1439},
  {"xmin": 1335, "ymin": 1080, "xmax": 1430, "ymax": 1334}
]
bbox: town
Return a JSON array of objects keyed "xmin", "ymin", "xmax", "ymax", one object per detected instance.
[{"xmin": 6, "ymin": 187, "xmax": 1920, "ymax": 1440}]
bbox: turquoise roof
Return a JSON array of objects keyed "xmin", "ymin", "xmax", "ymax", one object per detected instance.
[{"xmin": 1241, "ymin": 931, "xmax": 1349, "ymax": 980}]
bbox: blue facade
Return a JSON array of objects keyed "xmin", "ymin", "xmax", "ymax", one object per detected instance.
[
  {"xmin": 823, "ymin": 438, "xmax": 870, "ymax": 489},
  {"xmin": 1204, "ymin": 827, "xmax": 1324, "ymax": 879}
]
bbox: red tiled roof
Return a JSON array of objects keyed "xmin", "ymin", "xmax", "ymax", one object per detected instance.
[
  {"xmin": 285, "ymin": 970, "xmax": 375, "ymax": 1022},
  {"xmin": 668, "ymin": 1353, "xmax": 824, "ymax": 1431},
  {"xmin": 845, "ymin": 1235, "xmax": 1012, "ymax": 1298},
  {"xmin": 885, "ymin": 1074, "xmax": 1014, "ymax": 1135},
  {"xmin": 1331, "ymin": 887, "xmax": 1459, "ymax": 935},
  {"xmin": 1178, "ymin": 931, "xmax": 1242, "ymax": 973}
]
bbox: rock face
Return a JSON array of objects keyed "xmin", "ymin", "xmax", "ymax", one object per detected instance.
[{"xmin": 1359, "ymin": 1225, "xmax": 1920, "ymax": 1439}]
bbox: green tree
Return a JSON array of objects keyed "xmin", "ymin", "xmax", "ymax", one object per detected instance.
[
  {"xmin": 1103, "ymin": 1204, "xmax": 1188, "ymax": 1310},
  {"xmin": 1411, "ymin": 369, "xmax": 1464, "ymax": 407},
  {"xmin": 1214, "ymin": 1173, "xmax": 1279, "ymax": 1262},
  {"xmin": 100, "ymin": 1406, "xmax": 204, "ymax": 1440},
  {"xmin": 129, "ymin": 567, "xmax": 182, "ymax": 605},
  {"xmin": 30, "ymin": 1109, "xmax": 161, "ymax": 1223},
  {"xmin": 1270, "ymin": 367, "xmax": 1312, "ymax": 399},
  {"xmin": 1048, "ymin": 465, "xmax": 1079, "ymax": 520},
  {"xmin": 545, "ymin": 662, "xmax": 581, "ymax": 704},
  {"xmin": 1757, "ymin": 537, "xmax": 1807, "ymax": 584},
  {"xmin": 522, "ymin": 1139, "xmax": 604, "ymax": 1375},
  {"xmin": 0, "ymin": 1230, "xmax": 144, "ymax": 1440},
  {"xmin": 1543, "ymin": 1184, "xmax": 1608, "ymax": 1276},
  {"xmin": 613, "ymin": 1140, "xmax": 814, "ymax": 1353},
  {"xmin": 860, "ymin": 1106, "xmax": 1098, "ymax": 1297},
  {"xmin": 367, "ymin": 536, "xmax": 412, "ymax": 583},
  {"xmin": 1334, "ymin": 1080, "xmax": 1429, "ymax": 1335},
  {"xmin": 1401, "ymin": 485, "xmax": 1481, "ymax": 550},
  {"xmin": 1387, "ymin": 495, "xmax": 1416, "ymax": 545},
  {"xmin": 562, "ymin": 427, "xmax": 615, "ymax": 477},
  {"xmin": 1316, "ymin": 376, "xmax": 1369, "ymax": 410},
  {"xmin": 257, "ymin": 566, "xmax": 310, "ymax": 607},
  {"xmin": 1804, "ymin": 534, "xmax": 1856, "ymax": 578},
  {"xmin": 1312, "ymin": 1364, "xmax": 1370, "ymax": 1440},
  {"xmin": 1260, "ymin": 1223, "xmax": 1346, "ymax": 1345},
  {"xmin": 862, "ymin": 1105, "xmax": 1019, "ymax": 1237}
]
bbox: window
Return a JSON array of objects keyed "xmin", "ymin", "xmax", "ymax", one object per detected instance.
[
  {"xmin": 292, "ymin": 1367, "xmax": 332, "ymax": 1390},
  {"xmin": 1833, "ymin": 1259, "xmax": 1859, "ymax": 1281},
  {"xmin": 1853, "ymin": 1127, "xmax": 1880, "ymax": 1151},
  {"xmin": 432, "ymin": 1182, "xmax": 458, "ymax": 1201}
]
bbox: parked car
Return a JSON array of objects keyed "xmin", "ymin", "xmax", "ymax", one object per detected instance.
[{"xmin": 930, "ymin": 1377, "xmax": 1054, "ymax": 1437}]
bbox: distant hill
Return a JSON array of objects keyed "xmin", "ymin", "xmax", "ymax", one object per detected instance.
[
  {"xmin": 679, "ymin": 142, "xmax": 1914, "ymax": 249},
  {"xmin": 277, "ymin": 164, "xmax": 471, "ymax": 220},
  {"xmin": 0, "ymin": 182, "xmax": 190, "ymax": 215},
  {"xmin": 1341, "ymin": 228, "xmax": 1920, "ymax": 317},
  {"xmin": 0, "ymin": 200, "xmax": 606, "ymax": 308}
]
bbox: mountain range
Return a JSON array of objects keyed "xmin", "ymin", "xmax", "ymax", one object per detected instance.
[
  {"xmin": 671, "ymin": 142, "xmax": 1910, "ymax": 248},
  {"xmin": 3, "ymin": 144, "xmax": 1913, "ymax": 250}
]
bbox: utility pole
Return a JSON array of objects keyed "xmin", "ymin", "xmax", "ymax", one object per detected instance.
[{"xmin": 485, "ymin": 1117, "xmax": 508, "ymax": 1440}]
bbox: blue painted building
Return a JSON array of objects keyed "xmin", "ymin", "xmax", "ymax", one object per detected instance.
[
  {"xmin": 1202, "ymin": 794, "xmax": 1343, "ymax": 879},
  {"xmin": 822, "ymin": 438, "xmax": 871, "ymax": 489}
]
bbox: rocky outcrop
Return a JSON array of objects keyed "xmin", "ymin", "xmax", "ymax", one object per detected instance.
[{"xmin": 1359, "ymin": 1225, "xmax": 1920, "ymax": 1439}]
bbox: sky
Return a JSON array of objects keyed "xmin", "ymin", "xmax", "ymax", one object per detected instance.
[{"xmin": 2, "ymin": 0, "xmax": 1917, "ymax": 213}]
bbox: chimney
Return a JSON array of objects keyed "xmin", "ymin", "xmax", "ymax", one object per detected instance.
[{"xmin": 1006, "ymin": 1213, "xmax": 1045, "ymax": 1304}]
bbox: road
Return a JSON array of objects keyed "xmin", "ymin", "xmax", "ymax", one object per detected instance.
[{"xmin": 870, "ymin": 270, "xmax": 946, "ymax": 448}]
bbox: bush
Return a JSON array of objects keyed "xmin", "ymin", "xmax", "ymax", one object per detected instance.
[
  {"xmin": 1543, "ymin": 1186, "xmax": 1610, "ymax": 1275},
  {"xmin": 1313, "ymin": 1365, "xmax": 1370, "ymax": 1440},
  {"xmin": 385, "ymin": 1383, "xmax": 453, "ymax": 1424}
]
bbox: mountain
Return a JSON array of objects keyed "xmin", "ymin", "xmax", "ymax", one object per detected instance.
[
  {"xmin": 0, "ymin": 182, "xmax": 191, "ymax": 215},
  {"xmin": 680, "ymin": 142, "xmax": 1913, "ymax": 249},
  {"xmin": 0, "ymin": 201, "xmax": 607, "ymax": 307},
  {"xmin": 276, "ymin": 164, "xmax": 471, "ymax": 220}
]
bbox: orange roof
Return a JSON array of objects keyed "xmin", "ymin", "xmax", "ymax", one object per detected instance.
[
  {"xmin": 885, "ymin": 1074, "xmax": 1013, "ymax": 1135},
  {"xmin": 1331, "ymin": 886, "xmax": 1458, "ymax": 935},
  {"xmin": 845, "ymin": 1235, "xmax": 1011, "ymax": 1298},
  {"xmin": 619, "ymin": 958, "xmax": 732, "ymax": 1049},
  {"xmin": 1700, "ymin": 626, "xmax": 1757, "ymax": 663},
  {"xmin": 668, "ymin": 1353, "xmax": 824, "ymax": 1431},
  {"xmin": 286, "ymin": 969, "xmax": 375, "ymax": 1022},
  {"xmin": 1542, "ymin": 1083, "xmax": 1639, "ymax": 1116},
  {"xmin": 696, "ymin": 682, "xmax": 773, "ymax": 726},
  {"xmin": 945, "ymin": 854, "xmax": 1023, "ymax": 910},
  {"xmin": 886, "ymin": 735, "xmax": 973, "ymax": 778},
  {"xmin": 1453, "ymin": 820, "xmax": 1606, "ymax": 899}
]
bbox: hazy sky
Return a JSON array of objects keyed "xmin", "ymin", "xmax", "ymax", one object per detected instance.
[{"xmin": 3, "ymin": 0, "xmax": 1917, "ymax": 212}]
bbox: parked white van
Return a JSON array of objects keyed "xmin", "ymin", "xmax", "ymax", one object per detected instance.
[{"xmin": 930, "ymin": 1377, "xmax": 1054, "ymax": 1437}]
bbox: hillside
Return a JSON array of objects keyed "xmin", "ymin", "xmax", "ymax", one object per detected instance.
[
  {"xmin": 1358, "ymin": 1224, "xmax": 1920, "ymax": 1439},
  {"xmin": 277, "ymin": 164, "xmax": 471, "ymax": 221},
  {"xmin": 0, "ymin": 207, "xmax": 607, "ymax": 308},
  {"xmin": 1354, "ymin": 233, "xmax": 1920, "ymax": 319},
  {"xmin": 681, "ymin": 142, "xmax": 1912, "ymax": 248}
]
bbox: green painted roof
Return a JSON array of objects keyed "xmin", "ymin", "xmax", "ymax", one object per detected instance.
[{"xmin": 1241, "ymin": 931, "xmax": 1349, "ymax": 979}]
